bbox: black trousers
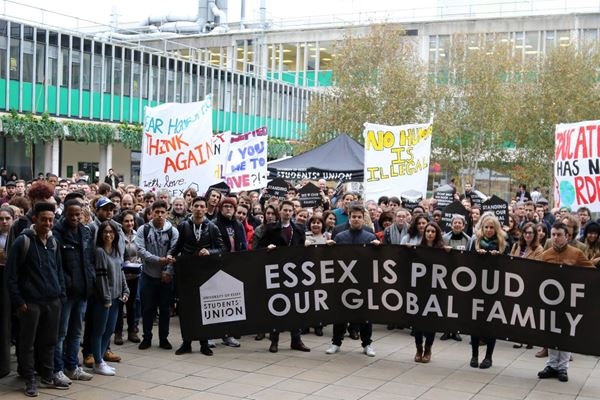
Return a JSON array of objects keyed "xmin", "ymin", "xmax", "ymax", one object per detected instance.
[
  {"xmin": 471, "ymin": 336, "xmax": 496, "ymax": 358},
  {"xmin": 332, "ymin": 322, "xmax": 372, "ymax": 348},
  {"xmin": 115, "ymin": 276, "xmax": 139, "ymax": 334},
  {"xmin": 270, "ymin": 329, "xmax": 301, "ymax": 343},
  {"xmin": 17, "ymin": 299, "xmax": 61, "ymax": 380}
]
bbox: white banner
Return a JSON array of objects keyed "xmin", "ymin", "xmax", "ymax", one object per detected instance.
[
  {"xmin": 224, "ymin": 127, "xmax": 269, "ymax": 192},
  {"xmin": 554, "ymin": 120, "xmax": 600, "ymax": 212},
  {"xmin": 140, "ymin": 97, "xmax": 229, "ymax": 197},
  {"xmin": 363, "ymin": 121, "xmax": 433, "ymax": 200}
]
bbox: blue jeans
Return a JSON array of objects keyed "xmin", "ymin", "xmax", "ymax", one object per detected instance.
[
  {"xmin": 90, "ymin": 298, "xmax": 119, "ymax": 363},
  {"xmin": 140, "ymin": 273, "xmax": 173, "ymax": 341},
  {"xmin": 54, "ymin": 297, "xmax": 87, "ymax": 372}
]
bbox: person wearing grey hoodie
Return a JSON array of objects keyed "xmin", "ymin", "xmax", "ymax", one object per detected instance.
[{"xmin": 135, "ymin": 200, "xmax": 179, "ymax": 351}]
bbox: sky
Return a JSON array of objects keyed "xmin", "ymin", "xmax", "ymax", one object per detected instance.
[{"xmin": 1, "ymin": 0, "xmax": 599, "ymax": 32}]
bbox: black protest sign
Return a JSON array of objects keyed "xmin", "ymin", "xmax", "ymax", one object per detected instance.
[
  {"xmin": 263, "ymin": 178, "xmax": 290, "ymax": 200},
  {"xmin": 175, "ymin": 245, "xmax": 600, "ymax": 356},
  {"xmin": 207, "ymin": 181, "xmax": 231, "ymax": 196},
  {"xmin": 482, "ymin": 195, "xmax": 509, "ymax": 227},
  {"xmin": 440, "ymin": 200, "xmax": 469, "ymax": 233},
  {"xmin": 434, "ymin": 184, "xmax": 456, "ymax": 209},
  {"xmin": 470, "ymin": 190, "xmax": 486, "ymax": 208},
  {"xmin": 401, "ymin": 190, "xmax": 422, "ymax": 213},
  {"xmin": 298, "ymin": 182, "xmax": 322, "ymax": 208}
]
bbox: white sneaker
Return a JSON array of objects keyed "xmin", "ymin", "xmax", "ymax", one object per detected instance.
[
  {"xmin": 65, "ymin": 366, "xmax": 93, "ymax": 381},
  {"xmin": 363, "ymin": 345, "xmax": 376, "ymax": 357},
  {"xmin": 325, "ymin": 344, "xmax": 340, "ymax": 354},
  {"xmin": 54, "ymin": 371, "xmax": 72, "ymax": 385},
  {"xmin": 93, "ymin": 362, "xmax": 115, "ymax": 376},
  {"xmin": 222, "ymin": 337, "xmax": 241, "ymax": 347}
]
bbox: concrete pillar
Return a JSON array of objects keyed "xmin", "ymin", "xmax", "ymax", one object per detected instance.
[
  {"xmin": 99, "ymin": 144, "xmax": 108, "ymax": 183},
  {"xmin": 43, "ymin": 141, "xmax": 52, "ymax": 175},
  {"xmin": 51, "ymin": 138, "xmax": 60, "ymax": 176}
]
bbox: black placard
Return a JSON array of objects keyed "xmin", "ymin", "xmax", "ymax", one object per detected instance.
[
  {"xmin": 481, "ymin": 195, "xmax": 509, "ymax": 227},
  {"xmin": 263, "ymin": 178, "xmax": 290, "ymax": 200},
  {"xmin": 207, "ymin": 181, "xmax": 231, "ymax": 196},
  {"xmin": 176, "ymin": 245, "xmax": 600, "ymax": 356},
  {"xmin": 440, "ymin": 200, "xmax": 469, "ymax": 233},
  {"xmin": 401, "ymin": 190, "xmax": 422, "ymax": 213},
  {"xmin": 298, "ymin": 182, "xmax": 322, "ymax": 208},
  {"xmin": 434, "ymin": 184, "xmax": 456, "ymax": 209}
]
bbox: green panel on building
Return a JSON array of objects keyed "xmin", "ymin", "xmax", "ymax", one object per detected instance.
[
  {"xmin": 9, "ymin": 80, "xmax": 19, "ymax": 110},
  {"xmin": 113, "ymin": 96, "xmax": 121, "ymax": 120},
  {"xmin": 47, "ymin": 85, "xmax": 57, "ymax": 114},
  {"xmin": 102, "ymin": 94, "xmax": 111, "ymax": 120},
  {"xmin": 22, "ymin": 82, "xmax": 32, "ymax": 111},
  {"xmin": 34, "ymin": 83, "xmax": 45, "ymax": 113},
  {"xmin": 82, "ymin": 91, "xmax": 90, "ymax": 118},
  {"xmin": 59, "ymin": 87, "xmax": 69, "ymax": 115},
  {"xmin": 122, "ymin": 96, "xmax": 130, "ymax": 121},
  {"xmin": 71, "ymin": 90, "xmax": 80, "ymax": 116},
  {"xmin": 92, "ymin": 92, "xmax": 101, "ymax": 119},
  {"xmin": 0, "ymin": 79, "xmax": 6, "ymax": 109},
  {"xmin": 132, "ymin": 98, "xmax": 140, "ymax": 122}
]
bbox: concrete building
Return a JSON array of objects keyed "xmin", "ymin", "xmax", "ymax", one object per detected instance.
[{"xmin": 1, "ymin": 3, "xmax": 599, "ymax": 183}]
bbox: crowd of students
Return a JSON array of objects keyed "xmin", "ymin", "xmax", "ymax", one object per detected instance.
[{"xmin": 0, "ymin": 176, "xmax": 596, "ymax": 396}]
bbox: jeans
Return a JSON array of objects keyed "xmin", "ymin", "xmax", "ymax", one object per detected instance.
[
  {"xmin": 332, "ymin": 322, "xmax": 372, "ymax": 348},
  {"xmin": 17, "ymin": 299, "xmax": 61, "ymax": 380},
  {"xmin": 54, "ymin": 297, "xmax": 87, "ymax": 372},
  {"xmin": 115, "ymin": 276, "xmax": 139, "ymax": 334},
  {"xmin": 547, "ymin": 349, "xmax": 570, "ymax": 371},
  {"xmin": 140, "ymin": 273, "xmax": 173, "ymax": 341},
  {"xmin": 90, "ymin": 298, "xmax": 120, "ymax": 363},
  {"xmin": 414, "ymin": 331, "xmax": 435, "ymax": 347}
]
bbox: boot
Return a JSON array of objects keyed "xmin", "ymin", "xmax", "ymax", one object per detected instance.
[
  {"xmin": 422, "ymin": 344, "xmax": 432, "ymax": 363},
  {"xmin": 114, "ymin": 332, "xmax": 124, "ymax": 345},
  {"xmin": 414, "ymin": 344, "xmax": 423, "ymax": 363},
  {"xmin": 128, "ymin": 330, "xmax": 141, "ymax": 343}
]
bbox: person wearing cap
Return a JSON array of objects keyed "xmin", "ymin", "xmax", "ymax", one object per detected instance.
[
  {"xmin": 6, "ymin": 202, "xmax": 68, "ymax": 396},
  {"xmin": 214, "ymin": 197, "xmax": 247, "ymax": 348},
  {"xmin": 81, "ymin": 197, "xmax": 124, "ymax": 367}
]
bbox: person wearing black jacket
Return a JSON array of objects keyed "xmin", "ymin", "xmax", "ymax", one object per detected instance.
[
  {"xmin": 6, "ymin": 202, "xmax": 67, "ymax": 396},
  {"xmin": 257, "ymin": 200, "xmax": 310, "ymax": 353},
  {"xmin": 52, "ymin": 200, "xmax": 95, "ymax": 383},
  {"xmin": 172, "ymin": 196, "xmax": 225, "ymax": 356}
]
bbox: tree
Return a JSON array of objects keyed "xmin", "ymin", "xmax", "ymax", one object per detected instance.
[{"xmin": 303, "ymin": 24, "xmax": 429, "ymax": 149}]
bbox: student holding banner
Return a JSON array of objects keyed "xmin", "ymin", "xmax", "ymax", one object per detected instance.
[
  {"xmin": 325, "ymin": 204, "xmax": 380, "ymax": 357},
  {"xmin": 536, "ymin": 222, "xmax": 593, "ymax": 382},
  {"xmin": 171, "ymin": 196, "xmax": 225, "ymax": 356},
  {"xmin": 468, "ymin": 212, "xmax": 508, "ymax": 369},
  {"xmin": 258, "ymin": 200, "xmax": 310, "ymax": 353}
]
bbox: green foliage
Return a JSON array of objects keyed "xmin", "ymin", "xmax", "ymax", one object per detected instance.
[
  {"xmin": 1, "ymin": 111, "xmax": 61, "ymax": 154},
  {"xmin": 268, "ymin": 138, "xmax": 297, "ymax": 159},
  {"xmin": 64, "ymin": 121, "xmax": 115, "ymax": 145},
  {"xmin": 117, "ymin": 123, "xmax": 143, "ymax": 150}
]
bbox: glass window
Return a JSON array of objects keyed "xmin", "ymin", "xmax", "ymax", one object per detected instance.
[
  {"xmin": 583, "ymin": 29, "xmax": 598, "ymax": 45},
  {"xmin": 0, "ymin": 21, "xmax": 7, "ymax": 37},
  {"xmin": 10, "ymin": 38, "xmax": 19, "ymax": 80},
  {"xmin": 114, "ymin": 58, "xmax": 122, "ymax": 95},
  {"xmin": 60, "ymin": 47, "xmax": 68, "ymax": 87},
  {"xmin": 23, "ymin": 26, "xmax": 33, "ymax": 41},
  {"xmin": 176, "ymin": 67, "xmax": 182, "ymax": 102},
  {"xmin": 22, "ymin": 40, "xmax": 33, "ymax": 83},
  {"xmin": 557, "ymin": 30, "xmax": 570, "ymax": 47},
  {"xmin": 524, "ymin": 31, "xmax": 539, "ymax": 63},
  {"xmin": 93, "ymin": 55, "xmax": 102, "ymax": 92},
  {"xmin": 48, "ymin": 45, "xmax": 58, "ymax": 86},
  {"xmin": 133, "ymin": 61, "xmax": 140, "ymax": 97},
  {"xmin": 10, "ymin": 23, "xmax": 20, "ymax": 39},
  {"xmin": 124, "ymin": 50, "xmax": 131, "ymax": 95},
  {"xmin": 104, "ymin": 55, "xmax": 112, "ymax": 93},
  {"xmin": 71, "ymin": 50, "xmax": 81, "ymax": 89},
  {"xmin": 545, "ymin": 30, "xmax": 555, "ymax": 52},
  {"xmin": 151, "ymin": 64, "xmax": 158, "ymax": 100},
  {"xmin": 35, "ymin": 42, "xmax": 44, "ymax": 83},
  {"xmin": 0, "ymin": 37, "xmax": 7, "ymax": 79},
  {"xmin": 82, "ymin": 52, "xmax": 90, "ymax": 90}
]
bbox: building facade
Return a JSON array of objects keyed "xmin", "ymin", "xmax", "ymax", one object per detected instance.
[{"xmin": 1, "ymin": 11, "xmax": 599, "ymax": 183}]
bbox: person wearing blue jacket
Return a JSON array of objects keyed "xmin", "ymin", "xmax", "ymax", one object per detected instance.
[{"xmin": 6, "ymin": 202, "xmax": 67, "ymax": 396}]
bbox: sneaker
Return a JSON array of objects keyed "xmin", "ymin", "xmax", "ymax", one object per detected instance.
[
  {"xmin": 159, "ymin": 339, "xmax": 173, "ymax": 350},
  {"xmin": 557, "ymin": 370, "xmax": 568, "ymax": 382},
  {"xmin": 325, "ymin": 344, "xmax": 340, "ymax": 354},
  {"xmin": 222, "ymin": 337, "xmax": 241, "ymax": 347},
  {"xmin": 103, "ymin": 351, "xmax": 121, "ymax": 362},
  {"xmin": 93, "ymin": 362, "xmax": 116, "ymax": 376},
  {"xmin": 25, "ymin": 377, "xmax": 38, "ymax": 397},
  {"xmin": 83, "ymin": 354, "xmax": 94, "ymax": 368},
  {"xmin": 54, "ymin": 371, "xmax": 72, "ymax": 385},
  {"xmin": 65, "ymin": 366, "xmax": 93, "ymax": 381},
  {"xmin": 363, "ymin": 345, "xmax": 376, "ymax": 357},
  {"xmin": 538, "ymin": 366, "xmax": 559, "ymax": 379},
  {"xmin": 40, "ymin": 376, "xmax": 69, "ymax": 390},
  {"xmin": 453, "ymin": 333, "xmax": 462, "ymax": 342}
]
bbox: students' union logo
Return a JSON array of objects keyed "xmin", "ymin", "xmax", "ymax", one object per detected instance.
[{"xmin": 199, "ymin": 270, "xmax": 246, "ymax": 325}]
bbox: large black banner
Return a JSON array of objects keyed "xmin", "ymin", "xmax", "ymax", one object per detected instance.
[{"xmin": 175, "ymin": 246, "xmax": 600, "ymax": 355}]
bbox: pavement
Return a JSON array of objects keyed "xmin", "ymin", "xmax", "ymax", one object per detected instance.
[{"xmin": 1, "ymin": 321, "xmax": 599, "ymax": 400}]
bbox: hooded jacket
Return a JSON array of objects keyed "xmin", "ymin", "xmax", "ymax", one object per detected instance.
[{"xmin": 135, "ymin": 220, "xmax": 179, "ymax": 278}]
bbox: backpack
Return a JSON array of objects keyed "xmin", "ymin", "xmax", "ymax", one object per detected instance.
[
  {"xmin": 143, "ymin": 224, "xmax": 173, "ymax": 247},
  {"xmin": 20, "ymin": 234, "xmax": 58, "ymax": 264}
]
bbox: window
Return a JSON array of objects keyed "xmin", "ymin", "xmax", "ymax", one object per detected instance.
[
  {"xmin": 48, "ymin": 45, "xmax": 58, "ymax": 86},
  {"xmin": 93, "ymin": 55, "xmax": 102, "ymax": 92},
  {"xmin": 123, "ymin": 49, "xmax": 131, "ymax": 95},
  {"xmin": 35, "ymin": 42, "xmax": 44, "ymax": 83},
  {"xmin": 82, "ymin": 52, "xmax": 90, "ymax": 90},
  {"xmin": 0, "ymin": 37, "xmax": 7, "ymax": 79},
  {"xmin": 10, "ymin": 37, "xmax": 19, "ymax": 80},
  {"xmin": 60, "ymin": 47, "xmax": 68, "ymax": 87},
  {"xmin": 71, "ymin": 50, "xmax": 81, "ymax": 89},
  {"xmin": 22, "ymin": 40, "xmax": 33, "ymax": 82},
  {"xmin": 104, "ymin": 55, "xmax": 112, "ymax": 93},
  {"xmin": 114, "ymin": 58, "xmax": 122, "ymax": 95}
]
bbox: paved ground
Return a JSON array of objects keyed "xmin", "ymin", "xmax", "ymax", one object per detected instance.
[{"xmin": 1, "ymin": 321, "xmax": 599, "ymax": 400}]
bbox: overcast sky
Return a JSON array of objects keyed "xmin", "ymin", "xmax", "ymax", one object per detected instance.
[{"xmin": 2, "ymin": 0, "xmax": 599, "ymax": 31}]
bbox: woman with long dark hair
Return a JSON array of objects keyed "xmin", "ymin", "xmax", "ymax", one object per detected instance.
[
  {"xmin": 401, "ymin": 214, "xmax": 428, "ymax": 245},
  {"xmin": 91, "ymin": 220, "xmax": 129, "ymax": 376}
]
